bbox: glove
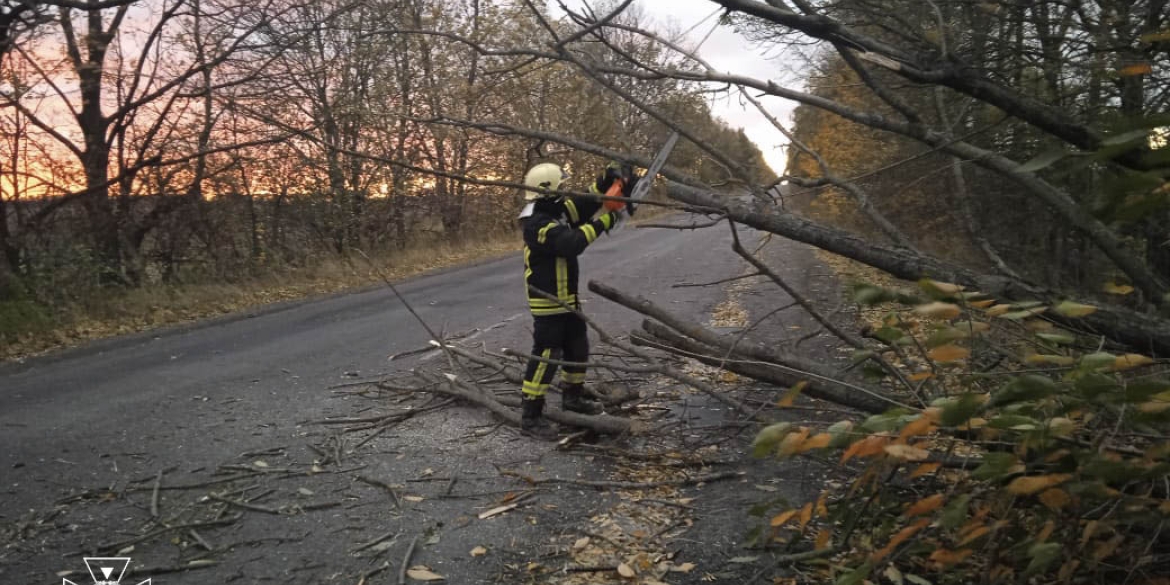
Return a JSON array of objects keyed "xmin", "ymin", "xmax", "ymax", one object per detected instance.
[
  {"xmin": 602, "ymin": 161, "xmax": 634, "ymax": 185},
  {"xmin": 603, "ymin": 211, "xmax": 621, "ymax": 231}
]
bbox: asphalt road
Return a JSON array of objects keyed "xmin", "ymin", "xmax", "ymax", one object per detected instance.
[
  {"xmin": 1, "ymin": 218, "xmax": 767, "ymax": 583},
  {"xmin": 0, "ymin": 219, "xmax": 734, "ymax": 462}
]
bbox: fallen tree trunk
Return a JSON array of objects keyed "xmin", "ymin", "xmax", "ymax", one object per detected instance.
[
  {"xmin": 590, "ymin": 280, "xmax": 903, "ymax": 413},
  {"xmin": 634, "ymin": 323, "xmax": 892, "ymax": 415},
  {"xmin": 665, "ymin": 182, "xmax": 1170, "ymax": 356}
]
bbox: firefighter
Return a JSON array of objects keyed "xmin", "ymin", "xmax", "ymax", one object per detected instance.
[{"xmin": 517, "ymin": 161, "xmax": 637, "ymax": 438}]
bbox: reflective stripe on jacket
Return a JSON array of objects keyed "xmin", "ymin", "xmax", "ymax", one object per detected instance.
[{"xmin": 522, "ymin": 196, "xmax": 615, "ymax": 315}]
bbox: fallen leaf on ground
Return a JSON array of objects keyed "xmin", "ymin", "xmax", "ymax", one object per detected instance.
[
  {"xmin": 884, "ymin": 444, "xmax": 930, "ymax": 461},
  {"xmin": 771, "ymin": 509, "xmax": 798, "ymax": 527},
  {"xmin": 572, "ymin": 537, "xmax": 590, "ymax": 550},
  {"xmin": 928, "ymin": 344, "xmax": 970, "ymax": 362},
  {"xmin": 904, "ymin": 494, "xmax": 945, "ymax": 517},
  {"xmin": 929, "ymin": 548, "xmax": 972, "ymax": 566},
  {"xmin": 407, "ymin": 566, "xmax": 445, "ymax": 581},
  {"xmin": 914, "ymin": 302, "xmax": 961, "ymax": 319},
  {"xmin": 671, "ymin": 562, "xmax": 696, "ymax": 573},
  {"xmin": 478, "ymin": 503, "xmax": 518, "ymax": 519},
  {"xmin": 617, "ymin": 563, "xmax": 636, "ymax": 578},
  {"xmin": 1006, "ymin": 474, "xmax": 1072, "ymax": 495},
  {"xmin": 909, "ymin": 462, "xmax": 941, "ymax": 478},
  {"xmin": 403, "ymin": 495, "xmax": 425, "ymax": 503}
]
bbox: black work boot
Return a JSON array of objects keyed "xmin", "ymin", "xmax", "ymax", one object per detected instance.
[
  {"xmin": 562, "ymin": 383, "xmax": 604, "ymax": 415},
  {"xmin": 520, "ymin": 397, "xmax": 558, "ymax": 440}
]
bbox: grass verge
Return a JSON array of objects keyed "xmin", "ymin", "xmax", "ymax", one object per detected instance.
[{"xmin": 1, "ymin": 234, "xmax": 521, "ymax": 362}]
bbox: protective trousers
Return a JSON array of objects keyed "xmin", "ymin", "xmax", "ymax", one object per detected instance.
[{"xmin": 522, "ymin": 313, "xmax": 588, "ymax": 398}]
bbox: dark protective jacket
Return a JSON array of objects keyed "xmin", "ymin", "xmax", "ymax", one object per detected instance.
[{"xmin": 522, "ymin": 194, "xmax": 618, "ymax": 316}]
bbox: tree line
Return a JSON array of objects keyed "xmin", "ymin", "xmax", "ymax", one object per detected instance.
[{"xmin": 0, "ymin": 0, "xmax": 775, "ymax": 308}]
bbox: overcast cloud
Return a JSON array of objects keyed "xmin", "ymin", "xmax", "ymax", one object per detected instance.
[{"xmin": 552, "ymin": 0, "xmax": 798, "ymax": 175}]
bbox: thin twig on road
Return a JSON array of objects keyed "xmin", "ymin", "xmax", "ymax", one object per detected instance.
[{"xmin": 398, "ymin": 535, "xmax": 420, "ymax": 585}]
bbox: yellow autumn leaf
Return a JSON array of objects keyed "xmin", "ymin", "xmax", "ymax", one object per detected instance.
[
  {"xmin": 777, "ymin": 381, "xmax": 808, "ymax": 407},
  {"xmin": 928, "ymin": 344, "xmax": 970, "ymax": 362},
  {"xmin": 899, "ymin": 417, "xmax": 936, "ymax": 440},
  {"xmin": 841, "ymin": 435, "xmax": 889, "ymax": 464},
  {"xmin": 1140, "ymin": 401, "xmax": 1170, "ymax": 414},
  {"xmin": 930, "ymin": 548, "xmax": 973, "ymax": 566},
  {"xmin": 985, "ymin": 304, "xmax": 1012, "ymax": 316},
  {"xmin": 1092, "ymin": 535, "xmax": 1124, "ymax": 561},
  {"xmin": 798, "ymin": 502, "xmax": 814, "ymax": 529},
  {"xmin": 1118, "ymin": 63, "xmax": 1153, "ymax": 77},
  {"xmin": 1038, "ymin": 486, "xmax": 1071, "ymax": 510},
  {"xmin": 953, "ymin": 320, "xmax": 991, "ymax": 332},
  {"xmin": 1111, "ymin": 353, "xmax": 1155, "ymax": 371},
  {"xmin": 908, "ymin": 371, "xmax": 934, "ymax": 381},
  {"xmin": 922, "ymin": 279, "xmax": 965, "ymax": 294},
  {"xmin": 921, "ymin": 407, "xmax": 943, "ymax": 423},
  {"xmin": 1053, "ymin": 301, "xmax": 1097, "ymax": 317},
  {"xmin": 771, "ymin": 509, "xmax": 799, "ymax": 527},
  {"xmin": 1081, "ymin": 520, "xmax": 1100, "ymax": 545},
  {"xmin": 915, "ymin": 302, "xmax": 962, "ymax": 319},
  {"xmin": 1047, "ymin": 418, "xmax": 1076, "ymax": 437},
  {"xmin": 1025, "ymin": 354, "xmax": 1076, "ymax": 366},
  {"xmin": 968, "ymin": 299, "xmax": 997, "ymax": 309},
  {"xmin": 909, "ymin": 462, "xmax": 942, "ymax": 478},
  {"xmin": 958, "ymin": 525, "xmax": 991, "ymax": 546},
  {"xmin": 815, "ymin": 529, "xmax": 832, "ymax": 550},
  {"xmin": 870, "ymin": 518, "xmax": 931, "ymax": 562},
  {"xmin": 777, "ymin": 428, "xmax": 810, "ymax": 457},
  {"xmin": 958, "ymin": 417, "xmax": 988, "ymax": 430},
  {"xmin": 904, "ymin": 494, "xmax": 946, "ymax": 517},
  {"xmin": 797, "ymin": 433, "xmax": 832, "ymax": 453},
  {"xmin": 406, "ymin": 566, "xmax": 446, "ymax": 581},
  {"xmin": 884, "ymin": 443, "xmax": 930, "ymax": 461},
  {"xmin": 1006, "ymin": 474, "xmax": 1073, "ymax": 495},
  {"xmin": 1037, "ymin": 520, "xmax": 1056, "ymax": 542},
  {"xmin": 1103, "ymin": 282, "xmax": 1135, "ymax": 295},
  {"xmin": 1058, "ymin": 560, "xmax": 1081, "ymax": 582}
]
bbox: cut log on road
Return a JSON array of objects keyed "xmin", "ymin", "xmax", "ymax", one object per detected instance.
[{"xmin": 666, "ymin": 181, "xmax": 1170, "ymax": 356}]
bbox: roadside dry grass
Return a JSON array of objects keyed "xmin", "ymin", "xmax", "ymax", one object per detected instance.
[{"xmin": 1, "ymin": 234, "xmax": 522, "ymax": 362}]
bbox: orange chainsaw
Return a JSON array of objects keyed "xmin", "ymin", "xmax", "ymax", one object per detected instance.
[{"xmin": 605, "ymin": 132, "xmax": 680, "ymax": 232}]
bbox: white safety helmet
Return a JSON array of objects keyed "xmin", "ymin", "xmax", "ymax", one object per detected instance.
[{"xmin": 522, "ymin": 163, "xmax": 568, "ymax": 201}]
